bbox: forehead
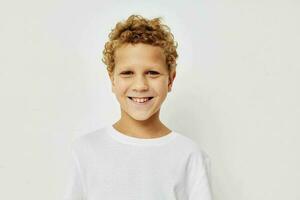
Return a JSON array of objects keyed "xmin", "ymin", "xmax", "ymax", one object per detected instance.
[{"xmin": 114, "ymin": 43, "xmax": 166, "ymax": 70}]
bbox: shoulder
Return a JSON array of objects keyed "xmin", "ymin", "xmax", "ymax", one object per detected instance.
[
  {"xmin": 173, "ymin": 130, "xmax": 210, "ymax": 163},
  {"xmin": 174, "ymin": 131, "xmax": 208, "ymax": 153},
  {"xmin": 70, "ymin": 126, "xmax": 107, "ymax": 152}
]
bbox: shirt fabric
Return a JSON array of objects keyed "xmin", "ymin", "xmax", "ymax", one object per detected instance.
[{"xmin": 63, "ymin": 125, "xmax": 213, "ymax": 200}]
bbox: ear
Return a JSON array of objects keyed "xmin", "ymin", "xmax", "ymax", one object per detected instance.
[
  {"xmin": 168, "ymin": 69, "xmax": 176, "ymax": 92},
  {"xmin": 108, "ymin": 71, "xmax": 116, "ymax": 94}
]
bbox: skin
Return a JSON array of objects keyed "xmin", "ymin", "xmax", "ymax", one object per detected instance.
[{"xmin": 109, "ymin": 43, "xmax": 176, "ymax": 139}]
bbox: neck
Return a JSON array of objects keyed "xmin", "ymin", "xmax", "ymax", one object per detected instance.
[{"xmin": 113, "ymin": 109, "xmax": 171, "ymax": 139}]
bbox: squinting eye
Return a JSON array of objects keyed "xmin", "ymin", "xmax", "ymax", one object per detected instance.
[
  {"xmin": 147, "ymin": 71, "xmax": 159, "ymax": 75},
  {"xmin": 121, "ymin": 71, "xmax": 133, "ymax": 75}
]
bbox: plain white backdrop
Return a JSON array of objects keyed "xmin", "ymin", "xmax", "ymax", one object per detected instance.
[{"xmin": 0, "ymin": 0, "xmax": 299, "ymax": 199}]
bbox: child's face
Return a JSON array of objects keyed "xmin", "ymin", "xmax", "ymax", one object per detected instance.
[{"xmin": 109, "ymin": 43, "xmax": 176, "ymax": 121}]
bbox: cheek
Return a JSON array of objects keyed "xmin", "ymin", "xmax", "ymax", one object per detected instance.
[
  {"xmin": 114, "ymin": 79, "xmax": 129, "ymax": 95},
  {"xmin": 152, "ymin": 78, "xmax": 169, "ymax": 93}
]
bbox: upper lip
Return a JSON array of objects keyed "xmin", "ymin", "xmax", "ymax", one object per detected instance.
[{"xmin": 128, "ymin": 96, "xmax": 153, "ymax": 98}]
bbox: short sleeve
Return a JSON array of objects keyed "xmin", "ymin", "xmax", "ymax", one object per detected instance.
[
  {"xmin": 63, "ymin": 141, "xmax": 86, "ymax": 200},
  {"xmin": 186, "ymin": 150, "xmax": 213, "ymax": 200}
]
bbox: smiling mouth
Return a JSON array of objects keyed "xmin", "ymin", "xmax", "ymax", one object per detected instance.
[{"xmin": 128, "ymin": 96, "xmax": 154, "ymax": 103}]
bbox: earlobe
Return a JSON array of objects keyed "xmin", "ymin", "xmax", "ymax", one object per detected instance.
[
  {"xmin": 112, "ymin": 87, "xmax": 115, "ymax": 93},
  {"xmin": 108, "ymin": 73, "xmax": 116, "ymax": 93},
  {"xmin": 111, "ymin": 83, "xmax": 115, "ymax": 94},
  {"xmin": 168, "ymin": 70, "xmax": 176, "ymax": 92},
  {"xmin": 109, "ymin": 72, "xmax": 114, "ymax": 85}
]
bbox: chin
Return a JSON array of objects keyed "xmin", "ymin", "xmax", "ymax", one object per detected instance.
[{"xmin": 130, "ymin": 113, "xmax": 153, "ymax": 121}]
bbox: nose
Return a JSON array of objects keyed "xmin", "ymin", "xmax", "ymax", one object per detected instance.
[{"xmin": 132, "ymin": 75, "xmax": 149, "ymax": 92}]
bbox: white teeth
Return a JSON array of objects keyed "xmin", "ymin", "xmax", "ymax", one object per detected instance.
[{"xmin": 131, "ymin": 97, "xmax": 151, "ymax": 103}]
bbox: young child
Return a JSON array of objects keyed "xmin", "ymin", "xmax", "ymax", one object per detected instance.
[{"xmin": 63, "ymin": 15, "xmax": 213, "ymax": 200}]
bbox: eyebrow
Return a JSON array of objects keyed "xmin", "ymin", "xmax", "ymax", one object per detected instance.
[{"xmin": 119, "ymin": 65, "xmax": 162, "ymax": 70}]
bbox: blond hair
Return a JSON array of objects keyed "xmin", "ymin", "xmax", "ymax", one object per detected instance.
[{"xmin": 102, "ymin": 15, "xmax": 178, "ymax": 75}]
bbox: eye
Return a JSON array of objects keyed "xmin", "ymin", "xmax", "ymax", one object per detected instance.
[
  {"xmin": 120, "ymin": 71, "xmax": 133, "ymax": 75},
  {"xmin": 147, "ymin": 71, "xmax": 159, "ymax": 75}
]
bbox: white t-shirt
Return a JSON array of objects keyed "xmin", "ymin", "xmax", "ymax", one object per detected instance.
[{"xmin": 63, "ymin": 125, "xmax": 213, "ymax": 200}]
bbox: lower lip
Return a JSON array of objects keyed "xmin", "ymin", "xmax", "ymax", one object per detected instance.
[{"xmin": 127, "ymin": 97, "xmax": 154, "ymax": 106}]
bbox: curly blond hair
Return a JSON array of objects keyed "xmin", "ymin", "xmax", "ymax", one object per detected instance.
[{"xmin": 102, "ymin": 15, "xmax": 178, "ymax": 75}]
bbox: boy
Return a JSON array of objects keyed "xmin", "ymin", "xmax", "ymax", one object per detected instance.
[{"xmin": 63, "ymin": 15, "xmax": 213, "ymax": 200}]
